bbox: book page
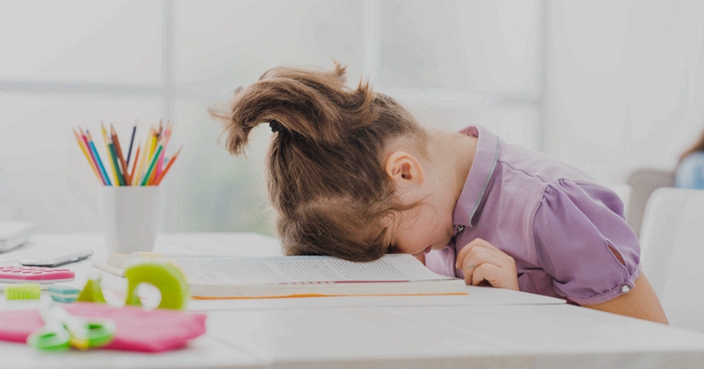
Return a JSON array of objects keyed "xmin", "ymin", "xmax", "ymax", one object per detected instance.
[{"xmin": 173, "ymin": 254, "xmax": 453, "ymax": 285}]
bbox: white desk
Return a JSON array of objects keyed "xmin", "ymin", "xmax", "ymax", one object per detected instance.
[
  {"xmin": 207, "ymin": 305, "xmax": 704, "ymax": 369},
  {"xmin": 1, "ymin": 233, "xmax": 704, "ymax": 369}
]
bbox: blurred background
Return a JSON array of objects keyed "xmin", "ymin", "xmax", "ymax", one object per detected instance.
[{"xmin": 0, "ymin": 0, "xmax": 703, "ymax": 236}]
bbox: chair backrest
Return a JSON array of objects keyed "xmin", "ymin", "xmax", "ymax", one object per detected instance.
[
  {"xmin": 640, "ymin": 188, "xmax": 704, "ymax": 331},
  {"xmin": 626, "ymin": 168, "xmax": 675, "ymax": 237}
]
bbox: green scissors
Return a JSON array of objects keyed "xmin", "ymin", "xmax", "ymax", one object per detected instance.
[{"xmin": 26, "ymin": 305, "xmax": 115, "ymax": 351}]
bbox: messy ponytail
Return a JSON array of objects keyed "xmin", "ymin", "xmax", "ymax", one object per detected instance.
[{"xmin": 211, "ymin": 62, "xmax": 427, "ymax": 261}]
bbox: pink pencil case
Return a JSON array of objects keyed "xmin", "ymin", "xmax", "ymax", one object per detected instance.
[
  {"xmin": 0, "ymin": 303, "xmax": 207, "ymax": 352},
  {"xmin": 0, "ymin": 266, "xmax": 74, "ymax": 283}
]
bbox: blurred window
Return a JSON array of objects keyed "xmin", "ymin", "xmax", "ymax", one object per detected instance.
[{"xmin": 0, "ymin": 0, "xmax": 542, "ymax": 234}]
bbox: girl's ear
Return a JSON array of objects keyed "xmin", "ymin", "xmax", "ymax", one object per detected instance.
[{"xmin": 384, "ymin": 151, "xmax": 425, "ymax": 187}]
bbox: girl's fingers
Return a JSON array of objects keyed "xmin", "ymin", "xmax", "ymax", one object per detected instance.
[
  {"xmin": 460, "ymin": 250, "xmax": 494, "ymax": 285},
  {"xmin": 455, "ymin": 238, "xmax": 493, "ymax": 269},
  {"xmin": 471, "ymin": 263, "xmax": 502, "ymax": 287},
  {"xmin": 458, "ymin": 245, "xmax": 504, "ymax": 271},
  {"xmin": 456, "ymin": 238, "xmax": 518, "ymax": 289},
  {"xmin": 462, "ymin": 263, "xmax": 477, "ymax": 285}
]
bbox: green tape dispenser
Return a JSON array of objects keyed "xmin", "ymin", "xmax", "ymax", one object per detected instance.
[{"xmin": 124, "ymin": 262, "xmax": 190, "ymax": 310}]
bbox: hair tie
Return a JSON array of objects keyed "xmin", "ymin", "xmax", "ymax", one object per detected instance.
[{"xmin": 269, "ymin": 120, "xmax": 283, "ymax": 133}]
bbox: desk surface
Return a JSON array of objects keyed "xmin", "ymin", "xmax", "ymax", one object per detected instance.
[{"xmin": 1, "ymin": 233, "xmax": 704, "ymax": 369}]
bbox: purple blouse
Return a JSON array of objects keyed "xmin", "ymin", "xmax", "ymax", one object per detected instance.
[{"xmin": 425, "ymin": 126, "xmax": 641, "ymax": 305}]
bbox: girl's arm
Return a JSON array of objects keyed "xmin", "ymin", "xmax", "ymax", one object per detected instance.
[
  {"xmin": 532, "ymin": 180, "xmax": 667, "ymax": 324},
  {"xmin": 455, "ymin": 236, "xmax": 668, "ymax": 324},
  {"xmin": 582, "ymin": 273, "xmax": 668, "ymax": 324}
]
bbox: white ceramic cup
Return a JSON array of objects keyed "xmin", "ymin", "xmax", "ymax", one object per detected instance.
[{"xmin": 99, "ymin": 186, "xmax": 161, "ymax": 254}]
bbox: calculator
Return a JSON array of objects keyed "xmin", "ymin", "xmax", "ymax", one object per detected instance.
[{"xmin": 0, "ymin": 266, "xmax": 75, "ymax": 283}]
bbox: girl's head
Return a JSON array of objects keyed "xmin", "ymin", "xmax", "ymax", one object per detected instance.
[{"xmin": 211, "ymin": 62, "xmax": 429, "ymax": 261}]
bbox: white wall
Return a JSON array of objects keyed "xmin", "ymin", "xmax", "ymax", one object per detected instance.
[{"xmin": 545, "ymin": 0, "xmax": 704, "ymax": 183}]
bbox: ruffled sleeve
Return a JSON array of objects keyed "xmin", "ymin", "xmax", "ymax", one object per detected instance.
[{"xmin": 532, "ymin": 179, "xmax": 641, "ymax": 305}]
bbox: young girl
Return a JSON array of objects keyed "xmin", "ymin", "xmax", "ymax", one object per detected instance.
[{"xmin": 211, "ymin": 63, "xmax": 668, "ymax": 324}]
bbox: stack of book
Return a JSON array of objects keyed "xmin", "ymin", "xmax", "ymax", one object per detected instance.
[{"xmin": 100, "ymin": 253, "xmax": 469, "ymax": 299}]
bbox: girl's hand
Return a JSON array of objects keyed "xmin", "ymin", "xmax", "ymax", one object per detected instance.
[{"xmin": 455, "ymin": 238, "xmax": 519, "ymax": 290}]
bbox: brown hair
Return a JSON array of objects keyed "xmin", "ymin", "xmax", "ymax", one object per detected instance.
[
  {"xmin": 679, "ymin": 128, "xmax": 704, "ymax": 163},
  {"xmin": 211, "ymin": 62, "xmax": 428, "ymax": 261}
]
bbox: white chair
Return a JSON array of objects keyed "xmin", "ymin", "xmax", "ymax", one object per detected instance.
[
  {"xmin": 640, "ymin": 188, "xmax": 704, "ymax": 331},
  {"xmin": 626, "ymin": 168, "xmax": 675, "ymax": 237}
]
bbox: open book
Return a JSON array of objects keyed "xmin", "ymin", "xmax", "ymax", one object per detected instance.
[{"xmin": 167, "ymin": 254, "xmax": 468, "ymax": 299}]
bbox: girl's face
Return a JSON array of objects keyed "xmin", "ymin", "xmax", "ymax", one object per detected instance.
[
  {"xmin": 381, "ymin": 132, "xmax": 473, "ymax": 258},
  {"xmin": 385, "ymin": 198, "xmax": 456, "ymax": 257}
]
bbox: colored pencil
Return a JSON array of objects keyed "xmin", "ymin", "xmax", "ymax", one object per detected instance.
[
  {"xmin": 154, "ymin": 153, "xmax": 164, "ymax": 182},
  {"xmin": 125, "ymin": 124, "xmax": 137, "ymax": 167},
  {"xmin": 107, "ymin": 135, "xmax": 126, "ymax": 186},
  {"xmin": 140, "ymin": 145, "xmax": 163, "ymax": 186},
  {"xmin": 72, "ymin": 128, "xmax": 103, "ymax": 183},
  {"xmin": 148, "ymin": 126, "xmax": 157, "ymax": 165},
  {"xmin": 154, "ymin": 121, "xmax": 173, "ymax": 180},
  {"xmin": 147, "ymin": 157, "xmax": 159, "ymax": 185},
  {"xmin": 79, "ymin": 129, "xmax": 107, "ymax": 185},
  {"xmin": 129, "ymin": 146, "xmax": 141, "ymax": 185},
  {"xmin": 157, "ymin": 120, "xmax": 163, "ymax": 139},
  {"xmin": 135, "ymin": 127, "xmax": 153, "ymax": 186},
  {"xmin": 110, "ymin": 125, "xmax": 130, "ymax": 185},
  {"xmin": 147, "ymin": 134, "xmax": 167, "ymax": 185},
  {"xmin": 154, "ymin": 147, "xmax": 181, "ymax": 185},
  {"xmin": 86, "ymin": 131, "xmax": 112, "ymax": 186},
  {"xmin": 131, "ymin": 145, "xmax": 142, "ymax": 186},
  {"xmin": 101, "ymin": 123, "xmax": 120, "ymax": 185},
  {"xmin": 154, "ymin": 137, "xmax": 166, "ymax": 180}
]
